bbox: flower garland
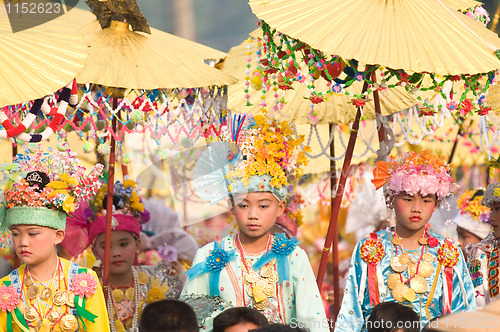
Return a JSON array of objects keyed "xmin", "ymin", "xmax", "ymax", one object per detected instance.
[
  {"xmin": 220, "ymin": 111, "xmax": 310, "ymax": 189},
  {"xmin": 371, "ymin": 150, "xmax": 454, "ymax": 200},
  {"xmin": 0, "ymin": 147, "xmax": 103, "ymax": 214},
  {"xmin": 255, "ymin": 21, "xmax": 496, "ymax": 123},
  {"xmin": 87, "ymin": 178, "xmax": 150, "ymax": 224},
  {"xmin": 456, "ymin": 189, "xmax": 491, "ymax": 222}
]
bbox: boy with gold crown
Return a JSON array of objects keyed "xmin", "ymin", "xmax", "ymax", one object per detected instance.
[
  {"xmin": 335, "ymin": 151, "xmax": 476, "ymax": 331},
  {"xmin": 182, "ymin": 113, "xmax": 329, "ymax": 331},
  {"xmin": 0, "ymin": 147, "xmax": 109, "ymax": 332},
  {"xmin": 465, "ymin": 183, "xmax": 500, "ymax": 308}
]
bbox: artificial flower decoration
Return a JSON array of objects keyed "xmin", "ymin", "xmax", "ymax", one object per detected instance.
[
  {"xmin": 427, "ymin": 236, "xmax": 439, "ymax": 248},
  {"xmin": 220, "ymin": 111, "xmax": 310, "ymax": 190},
  {"xmin": 0, "ymin": 284, "xmax": 19, "ymax": 312},
  {"xmin": 457, "ymin": 189, "xmax": 490, "ymax": 222},
  {"xmin": 360, "ymin": 239, "xmax": 385, "ymax": 264},
  {"xmin": 252, "ymin": 233, "xmax": 300, "ymax": 284},
  {"xmin": 0, "ymin": 148, "xmax": 103, "ymax": 214},
  {"xmin": 438, "ymin": 240, "xmax": 460, "ymax": 268},
  {"xmin": 185, "ymin": 241, "xmax": 236, "ymax": 296},
  {"xmin": 71, "ymin": 272, "xmax": 98, "ymax": 298},
  {"xmin": 371, "ymin": 150, "xmax": 454, "ymax": 200},
  {"xmin": 87, "ymin": 178, "xmax": 150, "ymax": 224},
  {"xmin": 145, "ymin": 278, "xmax": 169, "ymax": 304}
]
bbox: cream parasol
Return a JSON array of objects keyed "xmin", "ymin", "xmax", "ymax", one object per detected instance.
[{"xmin": 0, "ymin": 0, "xmax": 87, "ymax": 107}]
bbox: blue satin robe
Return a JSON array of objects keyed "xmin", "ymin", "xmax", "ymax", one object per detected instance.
[{"xmin": 335, "ymin": 228, "xmax": 476, "ymax": 331}]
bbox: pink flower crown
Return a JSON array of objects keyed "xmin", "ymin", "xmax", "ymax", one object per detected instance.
[{"xmin": 372, "ymin": 150, "xmax": 454, "ymax": 200}]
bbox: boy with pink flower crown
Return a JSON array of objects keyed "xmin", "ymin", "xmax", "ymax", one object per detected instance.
[
  {"xmin": 0, "ymin": 148, "xmax": 109, "ymax": 332},
  {"xmin": 335, "ymin": 151, "xmax": 476, "ymax": 331}
]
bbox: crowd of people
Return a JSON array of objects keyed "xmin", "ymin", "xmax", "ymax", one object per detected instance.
[{"xmin": 0, "ymin": 113, "xmax": 499, "ymax": 332}]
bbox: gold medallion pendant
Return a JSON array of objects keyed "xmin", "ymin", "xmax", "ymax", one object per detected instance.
[
  {"xmin": 267, "ymin": 271, "xmax": 279, "ymax": 284},
  {"xmin": 263, "ymin": 284, "xmax": 276, "ymax": 297},
  {"xmin": 137, "ymin": 271, "xmax": 149, "ymax": 285},
  {"xmin": 392, "ymin": 237, "xmax": 402, "ymax": 246},
  {"xmin": 255, "ymin": 279, "xmax": 268, "ymax": 290},
  {"xmin": 24, "ymin": 305, "xmax": 38, "ymax": 322},
  {"xmin": 253, "ymin": 297, "xmax": 269, "ymax": 311},
  {"xmin": 418, "ymin": 237, "xmax": 428, "ymax": 245},
  {"xmin": 387, "ymin": 273, "xmax": 404, "ymax": 290},
  {"xmin": 392, "ymin": 284, "xmax": 410, "ymax": 302},
  {"xmin": 245, "ymin": 272, "xmax": 259, "ymax": 284},
  {"xmin": 423, "ymin": 252, "xmax": 434, "ymax": 263},
  {"xmin": 24, "ymin": 277, "xmax": 33, "ymax": 287},
  {"xmin": 125, "ymin": 287, "xmax": 134, "ymax": 301},
  {"xmin": 26, "ymin": 285, "xmax": 39, "ymax": 300},
  {"xmin": 53, "ymin": 290, "xmax": 67, "ymax": 306},
  {"xmin": 260, "ymin": 266, "xmax": 273, "ymax": 278},
  {"xmin": 60, "ymin": 314, "xmax": 79, "ymax": 332},
  {"xmin": 417, "ymin": 261, "xmax": 434, "ymax": 278},
  {"xmin": 66, "ymin": 291, "xmax": 75, "ymax": 307},
  {"xmin": 39, "ymin": 287, "xmax": 52, "ymax": 301},
  {"xmin": 408, "ymin": 264, "xmax": 418, "ymax": 277},
  {"xmin": 398, "ymin": 253, "xmax": 412, "ymax": 266},
  {"xmin": 112, "ymin": 289, "xmax": 125, "ymax": 303},
  {"xmin": 47, "ymin": 309, "xmax": 61, "ymax": 324},
  {"xmin": 410, "ymin": 276, "xmax": 428, "ymax": 294},
  {"xmin": 390, "ymin": 257, "xmax": 407, "ymax": 273},
  {"xmin": 247, "ymin": 286, "xmax": 254, "ymax": 297}
]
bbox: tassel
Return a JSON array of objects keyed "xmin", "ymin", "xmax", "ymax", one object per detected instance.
[{"xmin": 69, "ymin": 79, "xmax": 79, "ymax": 107}]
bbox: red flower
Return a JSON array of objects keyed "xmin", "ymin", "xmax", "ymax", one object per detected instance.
[
  {"xmin": 310, "ymin": 96, "xmax": 324, "ymax": 104},
  {"xmin": 459, "ymin": 99, "xmax": 473, "ymax": 116},
  {"xmin": 428, "ymin": 237, "xmax": 439, "ymax": 248},
  {"xmin": 450, "ymin": 75, "xmax": 461, "ymax": 82},
  {"xmin": 479, "ymin": 107, "xmax": 491, "ymax": 116},
  {"xmin": 351, "ymin": 98, "xmax": 366, "ymax": 107},
  {"xmin": 419, "ymin": 107, "xmax": 435, "ymax": 116}
]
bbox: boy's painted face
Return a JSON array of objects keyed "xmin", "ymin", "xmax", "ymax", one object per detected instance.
[
  {"xmin": 11, "ymin": 225, "xmax": 64, "ymax": 267},
  {"xmin": 392, "ymin": 193, "xmax": 437, "ymax": 234},
  {"xmin": 489, "ymin": 202, "xmax": 500, "ymax": 238},
  {"xmin": 231, "ymin": 192, "xmax": 286, "ymax": 240},
  {"xmin": 92, "ymin": 230, "xmax": 139, "ymax": 277}
]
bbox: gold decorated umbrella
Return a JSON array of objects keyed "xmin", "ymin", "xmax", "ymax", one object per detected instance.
[
  {"xmin": 220, "ymin": 31, "xmax": 419, "ymax": 124},
  {"xmin": 249, "ymin": 0, "xmax": 500, "ymax": 75},
  {"xmin": 0, "ymin": 1, "xmax": 87, "ymax": 107},
  {"xmin": 249, "ymin": 0, "xmax": 500, "ymax": 317}
]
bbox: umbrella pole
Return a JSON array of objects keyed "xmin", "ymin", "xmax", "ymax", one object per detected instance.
[
  {"xmin": 448, "ymin": 116, "xmax": 465, "ymax": 164},
  {"xmin": 329, "ymin": 123, "xmax": 337, "ymax": 319},
  {"xmin": 316, "ymin": 80, "xmax": 369, "ymax": 319},
  {"xmin": 371, "ymin": 72, "xmax": 385, "ymax": 143},
  {"xmin": 103, "ymin": 98, "xmax": 118, "ymax": 287}
]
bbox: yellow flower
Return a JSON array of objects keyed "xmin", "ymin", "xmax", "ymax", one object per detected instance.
[
  {"xmin": 131, "ymin": 201, "xmax": 144, "ymax": 212},
  {"xmin": 63, "ymin": 196, "xmax": 75, "ymax": 213},
  {"xmin": 146, "ymin": 288, "xmax": 165, "ymax": 303},
  {"xmin": 46, "ymin": 181, "xmax": 68, "ymax": 190},
  {"xmin": 60, "ymin": 173, "xmax": 78, "ymax": 186},
  {"xmin": 123, "ymin": 180, "xmax": 136, "ymax": 189}
]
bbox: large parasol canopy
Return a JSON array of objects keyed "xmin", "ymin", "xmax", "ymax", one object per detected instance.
[{"xmin": 0, "ymin": 1, "xmax": 87, "ymax": 107}]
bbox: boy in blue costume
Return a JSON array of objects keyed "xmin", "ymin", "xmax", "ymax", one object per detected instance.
[
  {"xmin": 335, "ymin": 151, "xmax": 476, "ymax": 331},
  {"xmin": 182, "ymin": 113, "xmax": 329, "ymax": 331}
]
